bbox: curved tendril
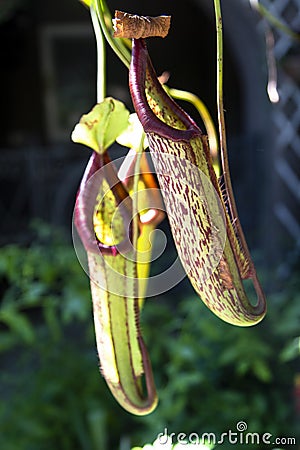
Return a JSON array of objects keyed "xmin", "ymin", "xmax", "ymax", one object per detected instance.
[
  {"xmin": 91, "ymin": 2, "xmax": 106, "ymax": 102},
  {"xmin": 94, "ymin": 0, "xmax": 131, "ymax": 68}
]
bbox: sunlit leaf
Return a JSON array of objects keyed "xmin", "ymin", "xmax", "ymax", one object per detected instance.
[
  {"xmin": 79, "ymin": 0, "xmax": 91, "ymax": 8},
  {"xmin": 280, "ymin": 337, "xmax": 300, "ymax": 362},
  {"xmin": 71, "ymin": 98, "xmax": 129, "ymax": 153},
  {"xmin": 117, "ymin": 113, "xmax": 149, "ymax": 149}
]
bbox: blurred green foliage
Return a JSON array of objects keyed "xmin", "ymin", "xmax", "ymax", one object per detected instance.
[{"xmin": 0, "ymin": 225, "xmax": 299, "ymax": 449}]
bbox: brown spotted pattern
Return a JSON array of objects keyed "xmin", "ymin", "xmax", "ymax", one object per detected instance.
[
  {"xmin": 147, "ymin": 133, "xmax": 264, "ymax": 325},
  {"xmin": 129, "ymin": 38, "xmax": 266, "ymax": 325}
]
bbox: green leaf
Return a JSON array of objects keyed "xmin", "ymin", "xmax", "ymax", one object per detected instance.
[
  {"xmin": 0, "ymin": 307, "xmax": 35, "ymax": 344},
  {"xmin": 252, "ymin": 359, "xmax": 272, "ymax": 383},
  {"xmin": 79, "ymin": 0, "xmax": 91, "ymax": 7},
  {"xmin": 280, "ymin": 337, "xmax": 300, "ymax": 362},
  {"xmin": 116, "ymin": 113, "xmax": 148, "ymax": 150},
  {"xmin": 71, "ymin": 98, "xmax": 130, "ymax": 153}
]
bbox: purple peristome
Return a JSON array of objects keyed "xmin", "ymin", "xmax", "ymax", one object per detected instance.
[
  {"xmin": 74, "ymin": 151, "xmax": 133, "ymax": 256},
  {"xmin": 129, "ymin": 39, "xmax": 199, "ymax": 142},
  {"xmin": 74, "ymin": 151, "xmax": 102, "ymax": 254}
]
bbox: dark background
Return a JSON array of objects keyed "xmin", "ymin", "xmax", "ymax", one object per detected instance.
[{"xmin": 0, "ymin": 0, "xmax": 271, "ymax": 249}]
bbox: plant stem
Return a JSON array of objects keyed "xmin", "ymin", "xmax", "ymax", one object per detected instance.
[
  {"xmin": 95, "ymin": 0, "xmax": 131, "ymax": 69},
  {"xmin": 91, "ymin": 2, "xmax": 106, "ymax": 102},
  {"xmin": 213, "ymin": 0, "xmax": 253, "ymax": 264},
  {"xmin": 214, "ymin": 0, "xmax": 225, "ymax": 175}
]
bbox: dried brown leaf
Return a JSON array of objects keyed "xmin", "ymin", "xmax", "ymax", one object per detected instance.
[{"xmin": 113, "ymin": 10, "xmax": 171, "ymax": 39}]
